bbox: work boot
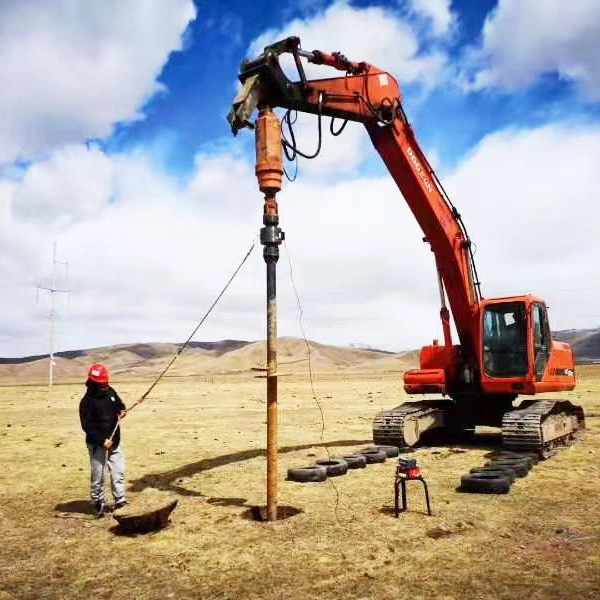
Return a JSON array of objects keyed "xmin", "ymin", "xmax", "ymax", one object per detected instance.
[
  {"xmin": 114, "ymin": 499, "xmax": 127, "ymax": 511},
  {"xmin": 93, "ymin": 500, "xmax": 105, "ymax": 518}
]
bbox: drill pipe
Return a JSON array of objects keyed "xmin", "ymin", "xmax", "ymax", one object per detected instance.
[{"xmin": 256, "ymin": 107, "xmax": 283, "ymax": 522}]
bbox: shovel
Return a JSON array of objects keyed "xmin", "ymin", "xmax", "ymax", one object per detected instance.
[{"xmin": 105, "ymin": 416, "xmax": 178, "ymax": 533}]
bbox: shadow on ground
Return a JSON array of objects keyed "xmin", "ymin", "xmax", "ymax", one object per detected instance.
[
  {"xmin": 109, "ymin": 522, "xmax": 174, "ymax": 537},
  {"xmin": 54, "ymin": 499, "xmax": 93, "ymax": 515},
  {"xmin": 420, "ymin": 429, "xmax": 503, "ymax": 450},
  {"xmin": 206, "ymin": 497, "xmax": 248, "ymax": 507},
  {"xmin": 378, "ymin": 505, "xmax": 433, "ymax": 518},
  {"xmin": 129, "ymin": 439, "xmax": 372, "ymax": 495},
  {"xmin": 129, "ymin": 433, "xmax": 506, "ymax": 497}
]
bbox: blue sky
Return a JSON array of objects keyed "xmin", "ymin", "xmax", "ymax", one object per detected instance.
[
  {"xmin": 1, "ymin": 0, "xmax": 600, "ymax": 356},
  {"xmin": 104, "ymin": 0, "xmax": 598, "ymax": 173}
]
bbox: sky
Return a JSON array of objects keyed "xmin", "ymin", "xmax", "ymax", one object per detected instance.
[{"xmin": 1, "ymin": 0, "xmax": 600, "ymax": 357}]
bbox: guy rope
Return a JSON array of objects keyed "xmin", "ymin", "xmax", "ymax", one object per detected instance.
[{"xmin": 106, "ymin": 239, "xmax": 256, "ymax": 444}]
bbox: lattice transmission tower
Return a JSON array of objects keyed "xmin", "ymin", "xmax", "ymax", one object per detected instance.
[{"xmin": 37, "ymin": 243, "xmax": 69, "ymax": 388}]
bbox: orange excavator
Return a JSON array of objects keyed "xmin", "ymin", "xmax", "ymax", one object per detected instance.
[{"xmin": 227, "ymin": 37, "xmax": 584, "ymax": 456}]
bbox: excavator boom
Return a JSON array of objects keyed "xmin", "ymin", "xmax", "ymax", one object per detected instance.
[
  {"xmin": 229, "ymin": 37, "xmax": 584, "ymax": 453},
  {"xmin": 229, "ymin": 37, "xmax": 480, "ymax": 364}
]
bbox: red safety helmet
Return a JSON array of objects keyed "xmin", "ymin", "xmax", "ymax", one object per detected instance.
[{"xmin": 87, "ymin": 363, "xmax": 109, "ymax": 384}]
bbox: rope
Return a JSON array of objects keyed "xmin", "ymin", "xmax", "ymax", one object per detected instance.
[{"xmin": 107, "ymin": 238, "xmax": 257, "ymax": 442}]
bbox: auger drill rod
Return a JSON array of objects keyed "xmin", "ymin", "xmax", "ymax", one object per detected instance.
[{"xmin": 256, "ymin": 107, "xmax": 284, "ymax": 521}]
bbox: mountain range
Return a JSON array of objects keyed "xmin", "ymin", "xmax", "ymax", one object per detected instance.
[
  {"xmin": 1, "ymin": 327, "xmax": 597, "ymax": 386},
  {"xmin": 0, "ymin": 338, "xmax": 417, "ymax": 386}
]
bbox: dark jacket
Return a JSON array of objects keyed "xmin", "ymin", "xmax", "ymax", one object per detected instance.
[{"xmin": 79, "ymin": 383, "xmax": 126, "ymax": 447}]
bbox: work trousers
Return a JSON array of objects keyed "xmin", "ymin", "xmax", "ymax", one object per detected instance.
[{"xmin": 87, "ymin": 443, "xmax": 126, "ymax": 504}]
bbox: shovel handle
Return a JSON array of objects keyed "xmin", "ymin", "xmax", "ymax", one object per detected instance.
[{"xmin": 108, "ymin": 416, "xmax": 121, "ymax": 443}]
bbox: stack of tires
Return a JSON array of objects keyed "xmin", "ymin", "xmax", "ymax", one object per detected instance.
[
  {"xmin": 459, "ymin": 451, "xmax": 539, "ymax": 494},
  {"xmin": 286, "ymin": 445, "xmax": 399, "ymax": 483}
]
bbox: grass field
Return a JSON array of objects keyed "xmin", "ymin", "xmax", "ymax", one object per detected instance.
[{"xmin": 1, "ymin": 367, "xmax": 600, "ymax": 599}]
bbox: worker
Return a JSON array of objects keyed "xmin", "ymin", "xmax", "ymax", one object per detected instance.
[
  {"xmin": 79, "ymin": 363, "xmax": 128, "ymax": 518},
  {"xmin": 504, "ymin": 309, "xmax": 527, "ymax": 373}
]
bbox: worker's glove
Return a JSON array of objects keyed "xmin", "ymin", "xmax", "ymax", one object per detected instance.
[{"xmin": 103, "ymin": 439, "xmax": 113, "ymax": 450}]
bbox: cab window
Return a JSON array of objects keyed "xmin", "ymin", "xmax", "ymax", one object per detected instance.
[
  {"xmin": 482, "ymin": 302, "xmax": 528, "ymax": 377},
  {"xmin": 532, "ymin": 303, "xmax": 550, "ymax": 380}
]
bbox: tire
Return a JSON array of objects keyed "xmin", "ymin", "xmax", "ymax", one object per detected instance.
[
  {"xmin": 287, "ymin": 465, "xmax": 327, "ymax": 483},
  {"xmin": 489, "ymin": 456, "xmax": 532, "ymax": 470},
  {"xmin": 339, "ymin": 454, "xmax": 367, "ymax": 469},
  {"xmin": 460, "ymin": 472, "xmax": 511, "ymax": 494},
  {"xmin": 361, "ymin": 446, "xmax": 382, "ymax": 453},
  {"xmin": 374, "ymin": 445, "xmax": 400, "ymax": 458},
  {"xmin": 485, "ymin": 459, "xmax": 529, "ymax": 478},
  {"xmin": 469, "ymin": 466, "xmax": 516, "ymax": 483},
  {"xmin": 493, "ymin": 453, "xmax": 534, "ymax": 468},
  {"xmin": 315, "ymin": 458, "xmax": 349, "ymax": 477},
  {"xmin": 495, "ymin": 451, "xmax": 540, "ymax": 465},
  {"xmin": 362, "ymin": 445, "xmax": 399, "ymax": 458},
  {"xmin": 359, "ymin": 449, "xmax": 387, "ymax": 464}
]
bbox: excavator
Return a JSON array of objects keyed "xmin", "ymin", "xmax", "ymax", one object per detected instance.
[{"xmin": 227, "ymin": 37, "xmax": 584, "ymax": 457}]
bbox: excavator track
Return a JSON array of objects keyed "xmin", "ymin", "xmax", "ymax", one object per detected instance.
[
  {"xmin": 502, "ymin": 399, "xmax": 585, "ymax": 457},
  {"xmin": 373, "ymin": 400, "xmax": 455, "ymax": 448}
]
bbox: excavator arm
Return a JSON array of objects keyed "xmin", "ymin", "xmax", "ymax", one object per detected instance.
[
  {"xmin": 228, "ymin": 37, "xmax": 480, "ymax": 371},
  {"xmin": 228, "ymin": 37, "xmax": 585, "ymax": 452}
]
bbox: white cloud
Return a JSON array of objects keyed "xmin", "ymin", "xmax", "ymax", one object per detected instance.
[
  {"xmin": 445, "ymin": 123, "xmax": 600, "ymax": 330},
  {"xmin": 0, "ymin": 148, "xmax": 265, "ymax": 356},
  {"xmin": 11, "ymin": 145, "xmax": 114, "ymax": 227},
  {"xmin": 249, "ymin": 1, "xmax": 446, "ymax": 84},
  {"xmin": 465, "ymin": 0, "xmax": 600, "ymax": 99},
  {"xmin": 245, "ymin": 1, "xmax": 447, "ymax": 177},
  {"xmin": 0, "ymin": 0, "xmax": 196, "ymax": 163},
  {"xmin": 3, "ymin": 122, "xmax": 600, "ymax": 357},
  {"xmin": 277, "ymin": 113, "xmax": 371, "ymax": 178},
  {"xmin": 408, "ymin": 0, "xmax": 455, "ymax": 37},
  {"xmin": 0, "ymin": 141, "xmax": 440, "ymax": 356}
]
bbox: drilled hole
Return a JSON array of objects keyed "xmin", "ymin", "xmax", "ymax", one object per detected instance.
[{"xmin": 244, "ymin": 505, "xmax": 302, "ymax": 522}]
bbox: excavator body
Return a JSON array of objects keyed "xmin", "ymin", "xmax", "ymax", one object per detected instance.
[
  {"xmin": 228, "ymin": 37, "xmax": 585, "ymax": 457},
  {"xmin": 406, "ymin": 294, "xmax": 576, "ymax": 398},
  {"xmin": 380, "ymin": 295, "xmax": 584, "ymax": 454}
]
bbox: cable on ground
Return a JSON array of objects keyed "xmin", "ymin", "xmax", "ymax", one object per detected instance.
[
  {"xmin": 283, "ymin": 239, "xmax": 347, "ymax": 526},
  {"xmin": 284, "ymin": 240, "xmax": 400, "ymax": 534}
]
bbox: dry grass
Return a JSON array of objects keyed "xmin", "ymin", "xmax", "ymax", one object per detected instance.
[{"xmin": 1, "ymin": 367, "xmax": 600, "ymax": 599}]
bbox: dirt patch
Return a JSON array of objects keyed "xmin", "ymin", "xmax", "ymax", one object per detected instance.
[{"xmin": 244, "ymin": 505, "xmax": 303, "ymax": 521}]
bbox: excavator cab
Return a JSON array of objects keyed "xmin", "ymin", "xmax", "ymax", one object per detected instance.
[
  {"xmin": 404, "ymin": 295, "xmax": 575, "ymax": 397},
  {"xmin": 481, "ymin": 300, "xmax": 529, "ymax": 379},
  {"xmin": 479, "ymin": 295, "xmax": 575, "ymax": 395}
]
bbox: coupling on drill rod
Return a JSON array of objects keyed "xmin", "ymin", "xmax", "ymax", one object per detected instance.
[{"xmin": 260, "ymin": 215, "xmax": 285, "ymax": 263}]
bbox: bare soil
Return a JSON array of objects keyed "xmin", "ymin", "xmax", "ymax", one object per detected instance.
[{"xmin": 1, "ymin": 367, "xmax": 599, "ymax": 599}]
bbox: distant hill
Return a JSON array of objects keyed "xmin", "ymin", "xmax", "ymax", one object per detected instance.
[
  {"xmin": 554, "ymin": 328, "xmax": 600, "ymax": 363},
  {"xmin": 2, "ymin": 327, "xmax": 598, "ymax": 386},
  {"xmin": 0, "ymin": 340, "xmax": 251, "ymax": 365},
  {"xmin": 0, "ymin": 338, "xmax": 417, "ymax": 386}
]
